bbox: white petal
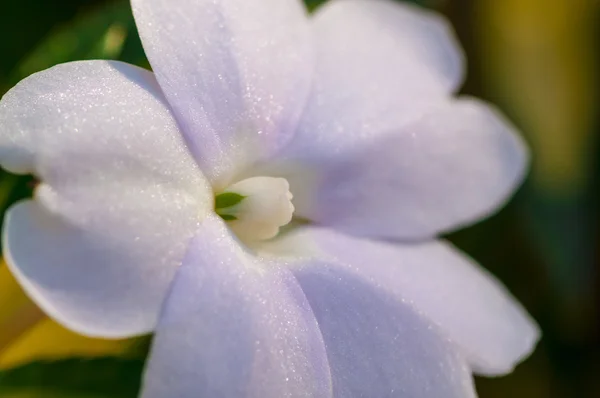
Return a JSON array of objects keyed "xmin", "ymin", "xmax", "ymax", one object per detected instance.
[
  {"xmin": 312, "ymin": 0, "xmax": 464, "ymax": 92},
  {"xmin": 265, "ymin": 0, "xmax": 508, "ymax": 240},
  {"xmin": 273, "ymin": 98, "xmax": 528, "ymax": 240},
  {"xmin": 0, "ymin": 61, "xmax": 211, "ymax": 337},
  {"xmin": 141, "ymin": 216, "xmax": 332, "ymax": 398},
  {"xmin": 283, "ymin": 0, "xmax": 464, "ymax": 162},
  {"xmin": 293, "ymin": 262, "xmax": 476, "ymax": 398},
  {"xmin": 262, "ymin": 227, "xmax": 540, "ymax": 376},
  {"xmin": 131, "ymin": 0, "xmax": 313, "ymax": 185}
]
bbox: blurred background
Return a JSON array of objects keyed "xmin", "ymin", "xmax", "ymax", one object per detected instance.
[{"xmin": 0, "ymin": 0, "xmax": 598, "ymax": 396}]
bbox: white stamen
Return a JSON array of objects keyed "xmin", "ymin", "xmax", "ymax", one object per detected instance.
[{"xmin": 219, "ymin": 176, "xmax": 294, "ymax": 242}]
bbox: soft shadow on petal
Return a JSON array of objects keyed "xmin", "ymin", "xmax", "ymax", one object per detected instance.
[
  {"xmin": 131, "ymin": 0, "xmax": 313, "ymax": 186},
  {"xmin": 0, "ymin": 61, "xmax": 211, "ymax": 338},
  {"xmin": 263, "ymin": 227, "xmax": 540, "ymax": 376},
  {"xmin": 292, "ymin": 261, "xmax": 477, "ymax": 398},
  {"xmin": 275, "ymin": 98, "xmax": 528, "ymax": 240},
  {"xmin": 141, "ymin": 215, "xmax": 332, "ymax": 398}
]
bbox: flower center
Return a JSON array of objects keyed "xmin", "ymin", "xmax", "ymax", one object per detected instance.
[{"xmin": 214, "ymin": 176, "xmax": 295, "ymax": 242}]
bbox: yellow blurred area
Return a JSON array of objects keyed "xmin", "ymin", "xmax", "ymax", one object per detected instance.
[
  {"xmin": 476, "ymin": 0, "xmax": 598, "ymax": 194},
  {"xmin": 0, "ymin": 261, "xmax": 134, "ymax": 369},
  {"xmin": 0, "ymin": 261, "xmax": 43, "ymax": 355}
]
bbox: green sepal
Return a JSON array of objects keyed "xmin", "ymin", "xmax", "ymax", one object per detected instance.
[
  {"xmin": 214, "ymin": 192, "xmax": 245, "ymax": 209},
  {"xmin": 219, "ymin": 214, "xmax": 238, "ymax": 221}
]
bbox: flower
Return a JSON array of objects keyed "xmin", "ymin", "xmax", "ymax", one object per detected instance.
[{"xmin": 0, "ymin": 0, "xmax": 540, "ymax": 396}]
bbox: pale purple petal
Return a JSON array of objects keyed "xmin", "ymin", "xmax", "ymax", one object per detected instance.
[
  {"xmin": 131, "ymin": 0, "xmax": 313, "ymax": 185},
  {"xmin": 263, "ymin": 227, "xmax": 540, "ymax": 376},
  {"xmin": 312, "ymin": 0, "xmax": 465, "ymax": 92},
  {"xmin": 264, "ymin": 0, "xmax": 522, "ymax": 239},
  {"xmin": 271, "ymin": 98, "xmax": 528, "ymax": 240},
  {"xmin": 141, "ymin": 216, "xmax": 332, "ymax": 398},
  {"xmin": 293, "ymin": 261, "xmax": 476, "ymax": 398},
  {"xmin": 283, "ymin": 0, "xmax": 464, "ymax": 163},
  {"xmin": 0, "ymin": 61, "xmax": 211, "ymax": 337}
]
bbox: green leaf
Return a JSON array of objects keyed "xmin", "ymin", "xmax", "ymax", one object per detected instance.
[
  {"xmin": 214, "ymin": 192, "xmax": 246, "ymax": 209},
  {"xmin": 0, "ymin": 357, "xmax": 145, "ymax": 398},
  {"xmin": 9, "ymin": 1, "xmax": 139, "ymax": 85}
]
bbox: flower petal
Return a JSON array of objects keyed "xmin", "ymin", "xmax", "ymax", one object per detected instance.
[
  {"xmin": 265, "ymin": 0, "xmax": 519, "ymax": 239},
  {"xmin": 141, "ymin": 216, "xmax": 332, "ymax": 398},
  {"xmin": 315, "ymin": 0, "xmax": 464, "ymax": 93},
  {"xmin": 282, "ymin": 0, "xmax": 464, "ymax": 166},
  {"xmin": 293, "ymin": 262, "xmax": 477, "ymax": 398},
  {"xmin": 131, "ymin": 0, "xmax": 313, "ymax": 185},
  {"xmin": 262, "ymin": 227, "xmax": 540, "ymax": 376},
  {"xmin": 273, "ymin": 98, "xmax": 528, "ymax": 240},
  {"xmin": 0, "ymin": 61, "xmax": 211, "ymax": 337}
]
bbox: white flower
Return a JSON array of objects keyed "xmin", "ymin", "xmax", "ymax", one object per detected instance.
[{"xmin": 0, "ymin": 0, "xmax": 539, "ymax": 397}]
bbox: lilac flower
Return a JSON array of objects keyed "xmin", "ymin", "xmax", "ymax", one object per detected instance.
[{"xmin": 0, "ymin": 0, "xmax": 539, "ymax": 396}]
